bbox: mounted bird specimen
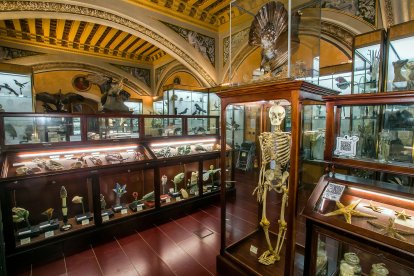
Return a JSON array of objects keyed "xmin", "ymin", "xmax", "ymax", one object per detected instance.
[
  {"xmin": 249, "ymin": 1, "xmax": 301, "ymax": 76},
  {"xmin": 86, "ymin": 74, "xmax": 131, "ymax": 113},
  {"xmin": 36, "ymin": 90, "xmax": 85, "ymax": 112}
]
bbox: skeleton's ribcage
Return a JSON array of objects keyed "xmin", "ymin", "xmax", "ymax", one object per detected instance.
[{"xmin": 260, "ymin": 132, "xmax": 291, "ymax": 167}]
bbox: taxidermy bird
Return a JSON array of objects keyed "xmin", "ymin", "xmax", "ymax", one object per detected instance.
[
  {"xmin": 13, "ymin": 79, "xmax": 29, "ymax": 94},
  {"xmin": 36, "ymin": 90, "xmax": 85, "ymax": 112},
  {"xmin": 0, "ymin": 83, "xmax": 18, "ymax": 96},
  {"xmin": 335, "ymin": 77, "xmax": 350, "ymax": 90},
  {"xmin": 248, "ymin": 1, "xmax": 301, "ymax": 75},
  {"xmin": 86, "ymin": 74, "xmax": 131, "ymax": 112},
  {"xmin": 194, "ymin": 103, "xmax": 206, "ymax": 114},
  {"xmin": 178, "ymin": 108, "xmax": 188, "ymax": 115},
  {"xmin": 5, "ymin": 123, "xmax": 17, "ymax": 139}
]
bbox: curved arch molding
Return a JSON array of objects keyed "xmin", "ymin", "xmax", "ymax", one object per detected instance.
[
  {"xmin": 33, "ymin": 62, "xmax": 148, "ymax": 96},
  {"xmin": 0, "ymin": 1, "xmax": 216, "ymax": 87}
]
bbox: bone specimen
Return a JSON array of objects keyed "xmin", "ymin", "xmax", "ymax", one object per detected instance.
[
  {"xmin": 105, "ymin": 153, "xmax": 125, "ymax": 162},
  {"xmin": 45, "ymin": 160, "xmax": 64, "ymax": 171},
  {"xmin": 89, "ymin": 156, "xmax": 103, "ymax": 166},
  {"xmin": 253, "ymin": 101, "xmax": 291, "ymax": 265},
  {"xmin": 70, "ymin": 161, "xmax": 83, "ymax": 169},
  {"xmin": 324, "ymin": 199, "xmax": 377, "ymax": 224},
  {"xmin": 368, "ymin": 218, "xmax": 414, "ymax": 241}
]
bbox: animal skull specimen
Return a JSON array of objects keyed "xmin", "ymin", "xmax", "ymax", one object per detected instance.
[{"xmin": 269, "ymin": 102, "xmax": 286, "ymax": 127}]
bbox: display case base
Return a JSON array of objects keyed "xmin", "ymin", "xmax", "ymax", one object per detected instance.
[
  {"xmin": 74, "ymin": 212, "xmax": 93, "ymax": 224},
  {"xmin": 16, "ymin": 226, "xmax": 40, "ymax": 239},
  {"xmin": 38, "ymin": 219, "xmax": 60, "ymax": 232}
]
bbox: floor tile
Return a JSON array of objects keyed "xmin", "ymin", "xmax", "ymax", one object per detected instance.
[
  {"xmin": 32, "ymin": 257, "xmax": 66, "ymax": 276},
  {"xmin": 65, "ymin": 248, "xmax": 102, "ymax": 276},
  {"xmin": 178, "ymin": 235, "xmax": 218, "ymax": 274}
]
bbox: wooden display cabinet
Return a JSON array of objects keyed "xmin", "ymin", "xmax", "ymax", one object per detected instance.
[
  {"xmin": 0, "ymin": 112, "xmax": 229, "ymax": 271},
  {"xmin": 303, "ymin": 90, "xmax": 414, "ymax": 275},
  {"xmin": 216, "ymin": 80, "xmax": 337, "ymax": 276}
]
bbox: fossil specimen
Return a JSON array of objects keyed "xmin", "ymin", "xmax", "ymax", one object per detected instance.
[
  {"xmin": 364, "ymin": 201, "xmax": 384, "ymax": 213},
  {"xmin": 368, "ymin": 218, "xmax": 414, "ymax": 241},
  {"xmin": 395, "ymin": 209, "xmax": 411, "ymax": 220}
]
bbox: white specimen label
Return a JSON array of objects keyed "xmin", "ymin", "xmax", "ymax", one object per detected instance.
[
  {"xmin": 81, "ymin": 219, "xmax": 89, "ymax": 226},
  {"xmin": 250, "ymin": 245, "xmax": 258, "ymax": 254},
  {"xmin": 121, "ymin": 209, "xmax": 128, "ymax": 215},
  {"xmin": 45, "ymin": 231, "xmax": 54, "ymax": 238},
  {"xmin": 102, "ymin": 215, "xmax": 109, "ymax": 222},
  {"xmin": 20, "ymin": 237, "xmax": 31, "ymax": 245}
]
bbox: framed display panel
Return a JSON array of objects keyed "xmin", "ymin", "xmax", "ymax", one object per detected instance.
[
  {"xmin": 152, "ymin": 100, "xmax": 165, "ymax": 115},
  {"xmin": 98, "ymin": 167, "xmax": 155, "ymax": 223},
  {"xmin": 352, "ymin": 29, "xmax": 386, "ymax": 94},
  {"xmin": 216, "ymin": 80, "xmax": 337, "ymax": 276},
  {"xmin": 2, "ymin": 114, "xmax": 81, "ymax": 146},
  {"xmin": 324, "ymin": 91, "xmax": 414, "ymax": 176},
  {"xmin": 386, "ymin": 20, "xmax": 414, "ymax": 92},
  {"xmin": 187, "ymin": 116, "xmax": 219, "ymax": 136},
  {"xmin": 0, "ymin": 63, "xmax": 34, "ymax": 112},
  {"xmin": 303, "ymin": 173, "xmax": 414, "ymax": 275},
  {"xmin": 229, "ymin": 0, "xmax": 321, "ymax": 85},
  {"xmin": 163, "ymin": 85, "xmax": 211, "ymax": 116},
  {"xmin": 86, "ymin": 116, "xmax": 139, "ymax": 141},
  {"xmin": 1, "ymin": 173, "xmax": 95, "ymax": 249},
  {"xmin": 159, "ymin": 162, "xmax": 200, "ymax": 206}
]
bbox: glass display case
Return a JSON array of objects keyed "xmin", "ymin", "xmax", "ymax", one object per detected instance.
[
  {"xmin": 144, "ymin": 116, "xmax": 183, "ymax": 137},
  {"xmin": 148, "ymin": 137, "xmax": 221, "ymax": 159},
  {"xmin": 226, "ymin": 104, "xmax": 245, "ymax": 149},
  {"xmin": 0, "ymin": 63, "xmax": 33, "ymax": 112},
  {"xmin": 98, "ymin": 167, "xmax": 155, "ymax": 223},
  {"xmin": 3, "ymin": 115, "xmax": 81, "ymax": 145},
  {"xmin": 386, "ymin": 20, "xmax": 414, "ymax": 92},
  {"xmin": 163, "ymin": 86, "xmax": 208, "ymax": 115},
  {"xmin": 352, "ymin": 29, "xmax": 386, "ymax": 94},
  {"xmin": 229, "ymin": 0, "xmax": 321, "ymax": 84},
  {"xmin": 303, "ymin": 173, "xmax": 414, "ymax": 276},
  {"xmin": 87, "ymin": 116, "xmax": 139, "ymax": 141},
  {"xmin": 216, "ymin": 80, "xmax": 337, "ymax": 276},
  {"xmin": 124, "ymin": 100, "xmax": 142, "ymax": 114},
  {"xmin": 324, "ymin": 91, "xmax": 414, "ymax": 174},
  {"xmin": 152, "ymin": 100, "xmax": 165, "ymax": 115},
  {"xmin": 3, "ymin": 173, "xmax": 94, "ymax": 248},
  {"xmin": 159, "ymin": 162, "xmax": 200, "ymax": 206}
]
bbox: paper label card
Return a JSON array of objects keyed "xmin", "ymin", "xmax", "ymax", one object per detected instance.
[
  {"xmin": 136, "ymin": 206, "xmax": 143, "ymax": 211},
  {"xmin": 45, "ymin": 231, "xmax": 54, "ymax": 238},
  {"xmin": 249, "ymin": 245, "xmax": 258, "ymax": 255},
  {"xmin": 176, "ymin": 197, "xmax": 182, "ymax": 202},
  {"xmin": 20, "ymin": 237, "xmax": 31, "ymax": 245},
  {"xmin": 166, "ymin": 198, "xmax": 171, "ymax": 203},
  {"xmin": 169, "ymin": 188, "xmax": 174, "ymax": 193},
  {"xmin": 322, "ymin": 183, "xmax": 345, "ymax": 201},
  {"xmin": 121, "ymin": 209, "xmax": 128, "ymax": 215},
  {"xmin": 195, "ymin": 191, "xmax": 199, "ymax": 196},
  {"xmin": 102, "ymin": 215, "xmax": 109, "ymax": 222},
  {"xmin": 81, "ymin": 219, "xmax": 89, "ymax": 226}
]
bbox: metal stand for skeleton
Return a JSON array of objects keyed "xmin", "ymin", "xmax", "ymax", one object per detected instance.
[{"xmin": 253, "ymin": 102, "xmax": 291, "ymax": 265}]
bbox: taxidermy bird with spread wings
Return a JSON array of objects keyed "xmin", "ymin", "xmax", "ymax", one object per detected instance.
[
  {"xmin": 36, "ymin": 90, "xmax": 84, "ymax": 112},
  {"xmin": 248, "ymin": 1, "xmax": 301, "ymax": 75},
  {"xmin": 86, "ymin": 74, "xmax": 131, "ymax": 112}
]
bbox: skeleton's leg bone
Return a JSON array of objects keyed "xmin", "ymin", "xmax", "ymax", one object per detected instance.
[{"xmin": 274, "ymin": 181, "xmax": 289, "ymax": 257}]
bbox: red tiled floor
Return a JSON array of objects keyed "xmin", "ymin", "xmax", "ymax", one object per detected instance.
[
  {"xmin": 65, "ymin": 248, "xmax": 102, "ymax": 276},
  {"xmin": 117, "ymin": 233, "xmax": 174, "ymax": 276},
  {"xmin": 31, "ymin": 257, "xmax": 66, "ymax": 276},
  {"xmin": 139, "ymin": 226, "xmax": 212, "ymax": 276},
  {"xmin": 156, "ymin": 219, "xmax": 191, "ymax": 244},
  {"xmin": 177, "ymin": 235, "xmax": 217, "ymax": 274},
  {"xmin": 93, "ymin": 239, "xmax": 138, "ymax": 275}
]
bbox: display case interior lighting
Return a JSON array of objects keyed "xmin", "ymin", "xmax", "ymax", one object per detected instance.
[
  {"xmin": 18, "ymin": 145, "xmax": 138, "ymax": 158},
  {"xmin": 349, "ymin": 187, "xmax": 414, "ymax": 204},
  {"xmin": 150, "ymin": 138, "xmax": 216, "ymax": 147}
]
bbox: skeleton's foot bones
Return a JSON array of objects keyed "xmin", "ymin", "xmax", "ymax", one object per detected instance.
[{"xmin": 258, "ymin": 250, "xmax": 280, "ymax": 265}]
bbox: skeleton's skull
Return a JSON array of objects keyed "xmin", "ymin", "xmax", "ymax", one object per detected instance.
[{"xmin": 269, "ymin": 103, "xmax": 286, "ymax": 127}]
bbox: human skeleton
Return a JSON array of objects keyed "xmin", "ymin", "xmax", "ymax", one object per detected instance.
[{"xmin": 253, "ymin": 101, "xmax": 291, "ymax": 265}]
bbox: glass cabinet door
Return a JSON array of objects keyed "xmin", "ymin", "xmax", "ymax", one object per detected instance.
[
  {"xmin": 144, "ymin": 117, "xmax": 182, "ymax": 137},
  {"xmin": 87, "ymin": 117, "xmax": 139, "ymax": 141},
  {"xmin": 159, "ymin": 162, "xmax": 200, "ymax": 206},
  {"xmin": 98, "ymin": 168, "xmax": 155, "ymax": 223},
  {"xmin": 5, "ymin": 174, "xmax": 94, "ymax": 248},
  {"xmin": 3, "ymin": 116, "xmax": 81, "ymax": 145}
]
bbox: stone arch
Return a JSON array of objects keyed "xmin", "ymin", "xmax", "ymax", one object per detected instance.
[
  {"xmin": 0, "ymin": 1, "xmax": 217, "ymax": 87},
  {"xmin": 157, "ymin": 63, "xmax": 204, "ymax": 95}
]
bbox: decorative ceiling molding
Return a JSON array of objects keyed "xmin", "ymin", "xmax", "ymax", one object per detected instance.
[
  {"xmin": 156, "ymin": 62, "xmax": 203, "ymax": 94},
  {"xmin": 321, "ymin": 20, "xmax": 354, "ymax": 52},
  {"xmin": 32, "ymin": 62, "xmax": 147, "ymax": 96},
  {"xmin": 163, "ymin": 21, "xmax": 215, "ymax": 66},
  {"xmin": 0, "ymin": 45, "xmax": 43, "ymax": 61},
  {"xmin": 155, "ymin": 61, "xmax": 175, "ymax": 83},
  {"xmin": 321, "ymin": 1, "xmax": 377, "ymax": 27},
  {"xmin": 111, "ymin": 64, "xmax": 151, "ymax": 88},
  {"xmin": 0, "ymin": 1, "xmax": 216, "ymax": 87}
]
